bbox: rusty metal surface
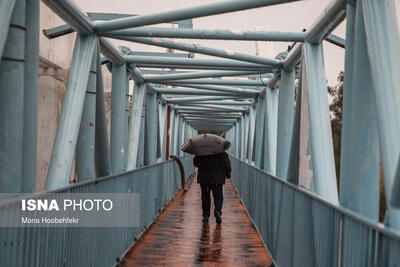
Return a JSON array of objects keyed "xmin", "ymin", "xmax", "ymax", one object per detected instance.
[{"xmin": 125, "ymin": 180, "xmax": 271, "ymax": 266}]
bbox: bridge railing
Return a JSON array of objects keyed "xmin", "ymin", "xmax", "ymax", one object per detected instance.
[
  {"xmin": 231, "ymin": 157, "xmax": 400, "ymax": 267},
  {"xmin": 0, "ymin": 156, "xmax": 194, "ymax": 267}
]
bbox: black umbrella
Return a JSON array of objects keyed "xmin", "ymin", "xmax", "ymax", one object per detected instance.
[{"xmin": 181, "ymin": 134, "xmax": 231, "ymax": 156}]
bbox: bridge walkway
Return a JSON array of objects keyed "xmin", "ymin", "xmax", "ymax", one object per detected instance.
[{"xmin": 124, "ymin": 178, "xmax": 271, "ymax": 266}]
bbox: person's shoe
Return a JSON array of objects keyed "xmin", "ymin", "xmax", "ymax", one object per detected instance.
[
  {"xmin": 202, "ymin": 216, "xmax": 209, "ymax": 223},
  {"xmin": 215, "ymin": 212, "xmax": 222, "ymax": 224}
]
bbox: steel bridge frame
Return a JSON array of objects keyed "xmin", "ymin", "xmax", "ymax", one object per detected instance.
[{"xmin": 0, "ymin": 0, "xmax": 400, "ymax": 266}]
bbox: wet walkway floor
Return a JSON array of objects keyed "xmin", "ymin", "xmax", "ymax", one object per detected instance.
[{"xmin": 125, "ymin": 178, "xmax": 271, "ymax": 266}]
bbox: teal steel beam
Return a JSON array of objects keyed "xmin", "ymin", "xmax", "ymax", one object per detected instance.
[
  {"xmin": 136, "ymin": 63, "xmax": 271, "ymax": 72},
  {"xmin": 94, "ymin": 43, "xmax": 112, "ymax": 177},
  {"xmin": 126, "ymin": 83, "xmax": 146, "ymax": 170},
  {"xmin": 156, "ymin": 83, "xmax": 260, "ymax": 96},
  {"xmin": 363, "ymin": 0, "xmax": 400, "ymax": 228},
  {"xmin": 175, "ymin": 104, "xmax": 247, "ymax": 112},
  {"xmin": 0, "ymin": 0, "xmax": 16, "ymax": 60},
  {"xmin": 185, "ymin": 100, "xmax": 253, "ymax": 106},
  {"xmin": 46, "ymin": 35, "xmax": 96, "ymax": 190},
  {"xmin": 153, "ymin": 87, "xmax": 256, "ymax": 97},
  {"xmin": 124, "ymin": 55, "xmax": 274, "ymax": 70},
  {"xmin": 246, "ymin": 106, "xmax": 256, "ymax": 163},
  {"xmin": 174, "ymin": 106, "xmax": 244, "ymax": 113},
  {"xmin": 0, "ymin": 0, "xmax": 25, "ymax": 193},
  {"xmin": 264, "ymin": 87, "xmax": 278, "ymax": 175},
  {"xmin": 123, "ymin": 74, "xmax": 130, "ymax": 169},
  {"xmin": 95, "ymin": 0, "xmax": 301, "ymax": 32},
  {"xmin": 43, "ymin": 13, "xmax": 192, "ymax": 39},
  {"xmin": 144, "ymin": 87, "xmax": 158, "ymax": 165},
  {"xmin": 305, "ymin": 0, "xmax": 346, "ymax": 44},
  {"xmin": 165, "ymin": 95, "xmax": 246, "ymax": 103},
  {"xmin": 183, "ymin": 114, "xmax": 241, "ymax": 119},
  {"xmin": 302, "ymin": 43, "xmax": 338, "ymax": 203},
  {"xmin": 105, "ymin": 35, "xmax": 280, "ymax": 66},
  {"xmin": 144, "ymin": 70, "xmax": 264, "ymax": 82},
  {"xmin": 110, "ymin": 63, "xmax": 127, "ymax": 173},
  {"xmin": 275, "ymin": 70, "xmax": 295, "ymax": 179},
  {"xmin": 41, "ymin": 0, "xmax": 94, "ymax": 35},
  {"xmin": 99, "ymin": 37, "xmax": 125, "ymax": 66},
  {"xmin": 22, "ymin": 0, "xmax": 39, "ymax": 192},
  {"xmin": 339, "ymin": 2, "xmax": 379, "ymax": 221},
  {"xmin": 326, "ymin": 33, "xmax": 345, "ymax": 48},
  {"xmin": 76, "ymin": 49, "xmax": 97, "ymax": 181},
  {"xmin": 105, "ymin": 27, "xmax": 306, "ymax": 42},
  {"xmin": 155, "ymin": 78, "xmax": 268, "ymax": 87}
]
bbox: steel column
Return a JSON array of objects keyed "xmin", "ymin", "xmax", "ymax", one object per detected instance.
[
  {"xmin": 363, "ymin": 0, "xmax": 400, "ymax": 227},
  {"xmin": 339, "ymin": 2, "xmax": 380, "ymax": 220},
  {"xmin": 254, "ymin": 97, "xmax": 266, "ymax": 168},
  {"xmin": 76, "ymin": 48, "xmax": 97, "ymax": 181},
  {"xmin": 264, "ymin": 87, "xmax": 278, "ymax": 175},
  {"xmin": 275, "ymin": 70, "xmax": 295, "ymax": 179},
  {"xmin": 0, "ymin": 0, "xmax": 25, "ymax": 192},
  {"xmin": 110, "ymin": 63, "xmax": 127, "ymax": 173},
  {"xmin": 144, "ymin": 87, "xmax": 158, "ymax": 165},
  {"xmin": 94, "ymin": 44, "xmax": 112, "ymax": 177},
  {"xmin": 302, "ymin": 43, "xmax": 338, "ymax": 203},
  {"xmin": 159, "ymin": 101, "xmax": 168, "ymax": 161},
  {"xmin": 46, "ymin": 35, "xmax": 96, "ymax": 190},
  {"xmin": 22, "ymin": 0, "xmax": 39, "ymax": 192},
  {"xmin": 0, "ymin": 0, "xmax": 16, "ymax": 60}
]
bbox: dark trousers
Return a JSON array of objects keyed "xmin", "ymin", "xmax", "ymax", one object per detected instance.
[{"xmin": 200, "ymin": 184, "xmax": 223, "ymax": 218}]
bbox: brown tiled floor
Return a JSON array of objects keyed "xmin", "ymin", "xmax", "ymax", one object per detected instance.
[{"xmin": 125, "ymin": 179, "xmax": 272, "ymax": 266}]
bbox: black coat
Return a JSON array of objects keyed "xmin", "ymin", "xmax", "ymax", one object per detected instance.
[{"xmin": 193, "ymin": 152, "xmax": 231, "ymax": 185}]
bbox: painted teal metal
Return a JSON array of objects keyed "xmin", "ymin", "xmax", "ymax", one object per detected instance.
[
  {"xmin": 76, "ymin": 49, "xmax": 97, "ymax": 181},
  {"xmin": 264, "ymin": 87, "xmax": 278, "ymax": 175},
  {"xmin": 302, "ymin": 43, "xmax": 338, "ymax": 204},
  {"xmin": 0, "ymin": 0, "xmax": 25, "ymax": 193},
  {"xmin": 231, "ymin": 157, "xmax": 400, "ymax": 267},
  {"xmin": 145, "ymin": 70, "xmax": 265, "ymax": 82},
  {"xmin": 110, "ymin": 63, "xmax": 127, "ymax": 174},
  {"xmin": 46, "ymin": 35, "xmax": 96, "ymax": 190},
  {"xmin": 144, "ymin": 88, "xmax": 158, "ymax": 165},
  {"xmin": 106, "ymin": 35, "xmax": 280, "ymax": 66},
  {"xmin": 275, "ymin": 70, "xmax": 295, "ymax": 179},
  {"xmin": 126, "ymin": 83, "xmax": 146, "ymax": 170},
  {"xmin": 155, "ymin": 78, "xmax": 268, "ymax": 87},
  {"xmin": 0, "ymin": 0, "xmax": 16, "ymax": 61},
  {"xmin": 339, "ymin": 2, "xmax": 379, "ymax": 220},
  {"xmin": 0, "ymin": 156, "xmax": 194, "ymax": 267},
  {"xmin": 362, "ymin": 0, "xmax": 400, "ymax": 229},
  {"xmin": 22, "ymin": 0, "xmax": 39, "ymax": 193},
  {"xmin": 95, "ymin": 0, "xmax": 300, "ymax": 32},
  {"xmin": 94, "ymin": 44, "xmax": 112, "ymax": 177},
  {"xmin": 105, "ymin": 27, "xmax": 306, "ymax": 42}
]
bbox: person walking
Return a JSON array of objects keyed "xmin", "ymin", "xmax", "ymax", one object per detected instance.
[{"xmin": 193, "ymin": 152, "xmax": 231, "ymax": 224}]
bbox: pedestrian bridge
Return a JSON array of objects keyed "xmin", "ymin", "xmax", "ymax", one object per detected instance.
[{"xmin": 1, "ymin": 0, "xmax": 400, "ymax": 266}]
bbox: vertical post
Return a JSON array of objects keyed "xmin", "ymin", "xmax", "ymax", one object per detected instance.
[
  {"xmin": 235, "ymin": 120, "xmax": 240, "ymax": 158},
  {"xmin": 264, "ymin": 87, "xmax": 278, "ymax": 175},
  {"xmin": 94, "ymin": 43, "xmax": 112, "ymax": 177},
  {"xmin": 339, "ymin": 2, "xmax": 380, "ymax": 220},
  {"xmin": 363, "ymin": 0, "xmax": 400, "ymax": 227},
  {"xmin": 166, "ymin": 106, "xmax": 171, "ymax": 160},
  {"xmin": 254, "ymin": 97, "xmax": 266, "ymax": 168},
  {"xmin": 110, "ymin": 63, "xmax": 127, "ymax": 173},
  {"xmin": 172, "ymin": 112, "xmax": 180, "ymax": 156},
  {"xmin": 247, "ymin": 106, "xmax": 256, "ymax": 164},
  {"xmin": 126, "ymin": 83, "xmax": 146, "ymax": 170},
  {"xmin": 243, "ymin": 113, "xmax": 250, "ymax": 161},
  {"xmin": 276, "ymin": 70, "xmax": 295, "ymax": 179},
  {"xmin": 0, "ymin": 0, "xmax": 25, "ymax": 192},
  {"xmin": 144, "ymin": 85, "xmax": 157, "ymax": 165},
  {"xmin": 75, "ymin": 48, "xmax": 97, "ymax": 181},
  {"xmin": 0, "ymin": 0, "xmax": 16, "ymax": 59},
  {"xmin": 22, "ymin": 0, "xmax": 39, "ymax": 192},
  {"xmin": 302, "ymin": 43, "xmax": 338, "ymax": 203},
  {"xmin": 158, "ymin": 101, "xmax": 168, "ymax": 161},
  {"xmin": 124, "ymin": 75, "xmax": 130, "ymax": 169},
  {"xmin": 46, "ymin": 35, "xmax": 96, "ymax": 190},
  {"xmin": 240, "ymin": 116, "xmax": 245, "ymax": 160},
  {"xmin": 137, "ymin": 104, "xmax": 145, "ymax": 168}
]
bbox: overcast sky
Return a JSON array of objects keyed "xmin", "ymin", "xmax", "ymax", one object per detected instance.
[{"xmin": 78, "ymin": 0, "xmax": 400, "ymax": 86}]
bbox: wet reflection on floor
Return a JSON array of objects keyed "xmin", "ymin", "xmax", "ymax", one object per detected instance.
[{"xmin": 125, "ymin": 180, "xmax": 271, "ymax": 266}]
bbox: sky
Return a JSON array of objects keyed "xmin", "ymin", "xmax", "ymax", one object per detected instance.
[{"xmin": 77, "ymin": 0, "xmax": 400, "ymax": 86}]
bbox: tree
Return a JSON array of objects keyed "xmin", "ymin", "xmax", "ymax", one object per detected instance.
[{"xmin": 327, "ymin": 71, "xmax": 344, "ymax": 186}]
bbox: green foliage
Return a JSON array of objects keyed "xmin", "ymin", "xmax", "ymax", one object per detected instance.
[{"xmin": 327, "ymin": 71, "xmax": 344, "ymax": 186}]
